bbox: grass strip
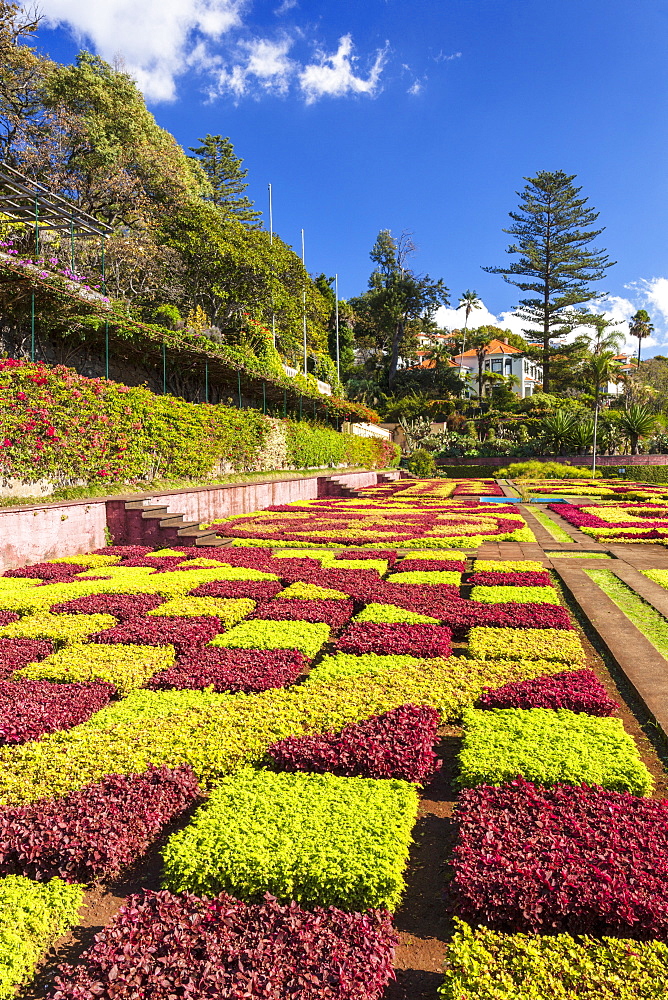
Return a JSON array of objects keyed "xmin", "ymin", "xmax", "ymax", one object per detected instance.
[
  {"xmin": 527, "ymin": 506, "xmax": 574, "ymax": 543},
  {"xmin": 586, "ymin": 569, "xmax": 668, "ymax": 660}
]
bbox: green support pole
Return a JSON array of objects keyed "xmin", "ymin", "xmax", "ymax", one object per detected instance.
[
  {"xmin": 205, "ymin": 362, "xmax": 209, "ymax": 403},
  {"xmin": 162, "ymin": 343, "xmax": 166, "ymax": 394},
  {"xmin": 238, "ymin": 371, "xmax": 242, "ymax": 408},
  {"xmin": 262, "ymin": 382, "xmax": 266, "ymax": 414},
  {"xmin": 283, "ymin": 389, "xmax": 287, "ymax": 418}
]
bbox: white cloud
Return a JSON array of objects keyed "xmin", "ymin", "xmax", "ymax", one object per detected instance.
[
  {"xmin": 433, "ymin": 50, "xmax": 461, "ymax": 63},
  {"xmin": 215, "ymin": 36, "xmax": 294, "ymax": 96},
  {"xmin": 435, "ymin": 300, "xmax": 534, "ymax": 339},
  {"xmin": 299, "ymin": 34, "xmax": 388, "ymax": 103},
  {"xmin": 407, "ymin": 79, "xmax": 423, "ymax": 96},
  {"xmin": 37, "ymin": 0, "xmax": 244, "ymax": 101},
  {"xmin": 274, "ymin": 0, "xmax": 297, "ymax": 13}
]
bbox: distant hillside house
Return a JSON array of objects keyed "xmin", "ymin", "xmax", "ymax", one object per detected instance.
[
  {"xmin": 452, "ymin": 338, "xmax": 542, "ymax": 398},
  {"xmin": 607, "ymin": 354, "xmax": 637, "ymax": 395}
]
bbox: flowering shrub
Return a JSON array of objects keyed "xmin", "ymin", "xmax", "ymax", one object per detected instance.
[
  {"xmin": 190, "ymin": 579, "xmax": 284, "ymax": 601},
  {"xmin": 268, "ymin": 704, "xmax": 441, "ymax": 783},
  {"xmin": 51, "ymin": 593, "xmax": 165, "ymax": 619},
  {"xmin": 467, "ymin": 571, "xmax": 551, "ymax": 587},
  {"xmin": 458, "ymin": 707, "xmax": 653, "ymax": 795},
  {"xmin": 52, "ymin": 890, "xmax": 397, "ymax": 1000},
  {"xmin": 439, "ymin": 918, "xmax": 668, "ymax": 999},
  {"xmin": 353, "ymin": 603, "xmax": 439, "ymax": 624},
  {"xmin": 161, "ymin": 768, "xmax": 418, "ymax": 912},
  {"xmin": 211, "ymin": 620, "xmax": 331, "ymax": 658},
  {"xmin": 252, "ymin": 599, "xmax": 354, "ymax": 627},
  {"xmin": 471, "ymin": 585, "xmax": 560, "ymax": 605},
  {"xmin": 0, "ymin": 679, "xmax": 115, "ymax": 744},
  {"xmin": 0, "ymin": 612, "xmax": 116, "ymax": 645},
  {"xmin": 451, "ymin": 778, "xmax": 668, "ymax": 937},
  {"xmin": 146, "ymin": 647, "xmax": 308, "ymax": 693},
  {"xmin": 17, "ymin": 642, "xmax": 174, "ymax": 694},
  {"xmin": 0, "ymin": 874, "xmax": 83, "ymax": 1000},
  {"xmin": 0, "ymin": 766, "xmax": 199, "ymax": 883},
  {"xmin": 92, "ymin": 615, "xmax": 223, "ymax": 654},
  {"xmin": 478, "ymin": 668, "xmax": 618, "ymax": 715},
  {"xmin": 337, "ymin": 623, "xmax": 452, "ymax": 657},
  {"xmin": 468, "ymin": 627, "xmax": 585, "ymax": 664}
]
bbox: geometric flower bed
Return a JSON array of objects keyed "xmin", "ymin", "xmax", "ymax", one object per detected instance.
[
  {"xmin": 0, "ymin": 874, "xmax": 83, "ymax": 1000},
  {"xmin": 477, "ymin": 668, "xmax": 619, "ymax": 715},
  {"xmin": 450, "ymin": 777, "xmax": 668, "ymax": 937},
  {"xmin": 468, "ymin": 627, "xmax": 586, "ymax": 664},
  {"xmin": 16, "ymin": 643, "xmax": 176, "ymax": 695},
  {"xmin": 439, "ymin": 919, "xmax": 668, "ymax": 999},
  {"xmin": 52, "ymin": 890, "xmax": 398, "ymax": 1000},
  {"xmin": 458, "ymin": 708, "xmax": 653, "ymax": 795},
  {"xmin": 551, "ymin": 500, "xmax": 668, "ymax": 542},
  {"xmin": 146, "ymin": 647, "xmax": 308, "ymax": 693},
  {"xmin": 267, "ymin": 704, "xmax": 442, "ymax": 782},
  {"xmin": 0, "ymin": 679, "xmax": 116, "ymax": 743},
  {"xmin": 161, "ymin": 768, "xmax": 419, "ymax": 912}
]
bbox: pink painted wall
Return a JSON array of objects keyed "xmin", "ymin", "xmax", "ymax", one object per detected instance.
[
  {"xmin": 141, "ymin": 477, "xmax": 321, "ymax": 522},
  {"xmin": 0, "ymin": 500, "xmax": 108, "ymax": 573}
]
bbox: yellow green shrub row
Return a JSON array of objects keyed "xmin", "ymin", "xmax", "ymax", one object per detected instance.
[{"xmin": 16, "ymin": 644, "xmax": 175, "ymax": 695}]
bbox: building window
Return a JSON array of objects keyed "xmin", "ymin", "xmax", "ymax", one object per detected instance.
[
  {"xmin": 505, "ymin": 358, "xmax": 512, "ymax": 370},
  {"xmin": 491, "ymin": 360, "xmax": 503, "ymax": 373}
]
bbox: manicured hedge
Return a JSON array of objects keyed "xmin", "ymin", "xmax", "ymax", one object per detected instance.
[
  {"xmin": 451, "ymin": 778, "xmax": 668, "ymax": 938},
  {"xmin": 191, "ymin": 579, "xmax": 284, "ymax": 601},
  {"xmin": 0, "ymin": 639, "xmax": 53, "ymax": 679},
  {"xmin": 268, "ymin": 704, "xmax": 441, "ymax": 783},
  {"xmin": 467, "ymin": 571, "xmax": 551, "ymax": 587},
  {"xmin": 147, "ymin": 596, "xmax": 255, "ymax": 624},
  {"xmin": 0, "ymin": 679, "xmax": 115, "ymax": 743},
  {"xmin": 0, "ymin": 874, "xmax": 83, "ymax": 999},
  {"xmin": 277, "ymin": 581, "xmax": 349, "ymax": 600},
  {"xmin": 458, "ymin": 708, "xmax": 653, "ymax": 795},
  {"xmin": 473, "ymin": 560, "xmax": 544, "ymax": 572},
  {"xmin": 17, "ymin": 642, "xmax": 175, "ymax": 694},
  {"xmin": 92, "ymin": 615, "xmax": 223, "ymax": 654},
  {"xmin": 471, "ymin": 585, "xmax": 560, "ymax": 605},
  {"xmin": 252, "ymin": 598, "xmax": 354, "ymax": 627},
  {"xmin": 468, "ymin": 627, "xmax": 585, "ymax": 664},
  {"xmin": 146, "ymin": 647, "xmax": 307, "ymax": 693},
  {"xmin": 52, "ymin": 890, "xmax": 397, "ymax": 1000},
  {"xmin": 0, "ymin": 765, "xmax": 200, "ymax": 883},
  {"xmin": 439, "ymin": 919, "xmax": 668, "ymax": 999},
  {"xmin": 161, "ymin": 768, "xmax": 418, "ymax": 912},
  {"xmin": 336, "ymin": 623, "xmax": 452, "ymax": 657},
  {"xmin": 398, "ymin": 558, "xmax": 467, "ymax": 573},
  {"xmin": 0, "ymin": 612, "xmax": 116, "ymax": 645},
  {"xmin": 478, "ymin": 669, "xmax": 618, "ymax": 715},
  {"xmin": 51, "ymin": 593, "xmax": 165, "ymax": 619},
  {"xmin": 386, "ymin": 570, "xmax": 462, "ymax": 586},
  {"xmin": 211, "ymin": 620, "xmax": 331, "ymax": 658}
]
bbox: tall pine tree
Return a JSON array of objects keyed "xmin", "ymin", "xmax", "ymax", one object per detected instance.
[
  {"xmin": 189, "ymin": 134, "xmax": 261, "ymax": 226},
  {"xmin": 484, "ymin": 170, "xmax": 614, "ymax": 392}
]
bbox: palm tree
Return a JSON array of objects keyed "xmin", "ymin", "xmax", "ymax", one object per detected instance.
[
  {"xmin": 586, "ymin": 353, "xmax": 621, "ymax": 474},
  {"xmin": 629, "ymin": 309, "xmax": 654, "ymax": 368},
  {"xmin": 457, "ymin": 290, "xmax": 482, "ymax": 377},
  {"xmin": 618, "ymin": 404, "xmax": 657, "ymax": 455},
  {"xmin": 576, "ymin": 314, "xmax": 624, "ymax": 356}
]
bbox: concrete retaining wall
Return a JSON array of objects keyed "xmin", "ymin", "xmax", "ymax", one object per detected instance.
[{"xmin": 0, "ymin": 500, "xmax": 108, "ymax": 574}]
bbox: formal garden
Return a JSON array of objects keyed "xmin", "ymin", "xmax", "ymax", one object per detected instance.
[{"xmin": 0, "ymin": 476, "xmax": 663, "ymax": 998}]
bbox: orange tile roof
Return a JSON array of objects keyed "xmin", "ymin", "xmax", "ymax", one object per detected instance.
[{"xmin": 452, "ymin": 338, "xmax": 522, "ymax": 359}]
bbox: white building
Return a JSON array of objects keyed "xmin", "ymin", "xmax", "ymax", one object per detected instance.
[{"xmin": 451, "ymin": 338, "xmax": 542, "ymax": 399}]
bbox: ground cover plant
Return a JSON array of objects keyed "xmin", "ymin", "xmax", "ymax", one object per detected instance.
[
  {"xmin": 0, "ymin": 766, "xmax": 200, "ymax": 882},
  {"xmin": 161, "ymin": 768, "xmax": 418, "ymax": 912},
  {"xmin": 51, "ymin": 890, "xmax": 398, "ymax": 1000},
  {"xmin": 477, "ymin": 668, "xmax": 619, "ymax": 715},
  {"xmin": 0, "ymin": 874, "xmax": 83, "ymax": 998},
  {"xmin": 471, "ymin": 585, "xmax": 559, "ymax": 605},
  {"xmin": 16, "ymin": 643, "xmax": 175, "ymax": 694},
  {"xmin": 552, "ymin": 500, "xmax": 668, "ymax": 542},
  {"xmin": 0, "ymin": 679, "xmax": 116, "ymax": 743},
  {"xmin": 146, "ymin": 647, "xmax": 308, "ymax": 693},
  {"xmin": 267, "ymin": 704, "xmax": 441, "ymax": 782},
  {"xmin": 439, "ymin": 919, "xmax": 668, "ymax": 999},
  {"xmin": 458, "ymin": 708, "xmax": 653, "ymax": 794},
  {"xmin": 589, "ymin": 568, "xmax": 668, "ymax": 659},
  {"xmin": 468, "ymin": 627, "xmax": 585, "ymax": 664},
  {"xmin": 211, "ymin": 619, "xmax": 331, "ymax": 657},
  {"xmin": 251, "ymin": 598, "xmax": 354, "ymax": 627},
  {"xmin": 336, "ymin": 623, "xmax": 453, "ymax": 657},
  {"xmin": 450, "ymin": 777, "xmax": 668, "ymax": 938}
]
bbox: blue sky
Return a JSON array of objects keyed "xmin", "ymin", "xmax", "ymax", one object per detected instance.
[{"xmin": 29, "ymin": 0, "xmax": 668, "ymax": 354}]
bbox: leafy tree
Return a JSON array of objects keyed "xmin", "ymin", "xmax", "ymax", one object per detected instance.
[
  {"xmin": 484, "ymin": 170, "xmax": 614, "ymax": 392},
  {"xmin": 315, "ymin": 274, "xmax": 356, "ymax": 376},
  {"xmin": 629, "ymin": 309, "xmax": 654, "ymax": 367},
  {"xmin": 619, "ymin": 403, "xmax": 657, "ymax": 455},
  {"xmin": 189, "ymin": 134, "xmax": 261, "ymax": 226},
  {"xmin": 0, "ymin": 1, "xmax": 45, "ymax": 162},
  {"xmin": 353, "ymin": 230, "xmax": 449, "ymax": 387},
  {"xmin": 587, "ymin": 353, "xmax": 621, "ymax": 467}
]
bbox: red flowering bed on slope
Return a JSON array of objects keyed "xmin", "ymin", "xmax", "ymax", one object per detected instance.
[
  {"xmin": 51, "ymin": 593, "xmax": 165, "ymax": 620},
  {"xmin": 451, "ymin": 777, "xmax": 668, "ymax": 939},
  {"xmin": 268, "ymin": 704, "xmax": 441, "ymax": 783},
  {"xmin": 146, "ymin": 648, "xmax": 307, "ymax": 693},
  {"xmin": 478, "ymin": 669, "xmax": 619, "ymax": 715},
  {"xmin": 337, "ymin": 623, "xmax": 452, "ymax": 657},
  {"xmin": 0, "ymin": 638, "xmax": 54, "ymax": 679},
  {"xmin": 0, "ymin": 679, "xmax": 116, "ymax": 744},
  {"xmin": 398, "ymin": 558, "xmax": 467, "ymax": 573},
  {"xmin": 51, "ymin": 890, "xmax": 397, "ymax": 1000},
  {"xmin": 252, "ymin": 599, "xmax": 354, "ymax": 628},
  {"xmin": 4, "ymin": 562, "xmax": 80, "ymax": 581},
  {"xmin": 0, "ymin": 766, "xmax": 200, "ymax": 882},
  {"xmin": 91, "ymin": 615, "xmax": 222, "ymax": 654}
]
